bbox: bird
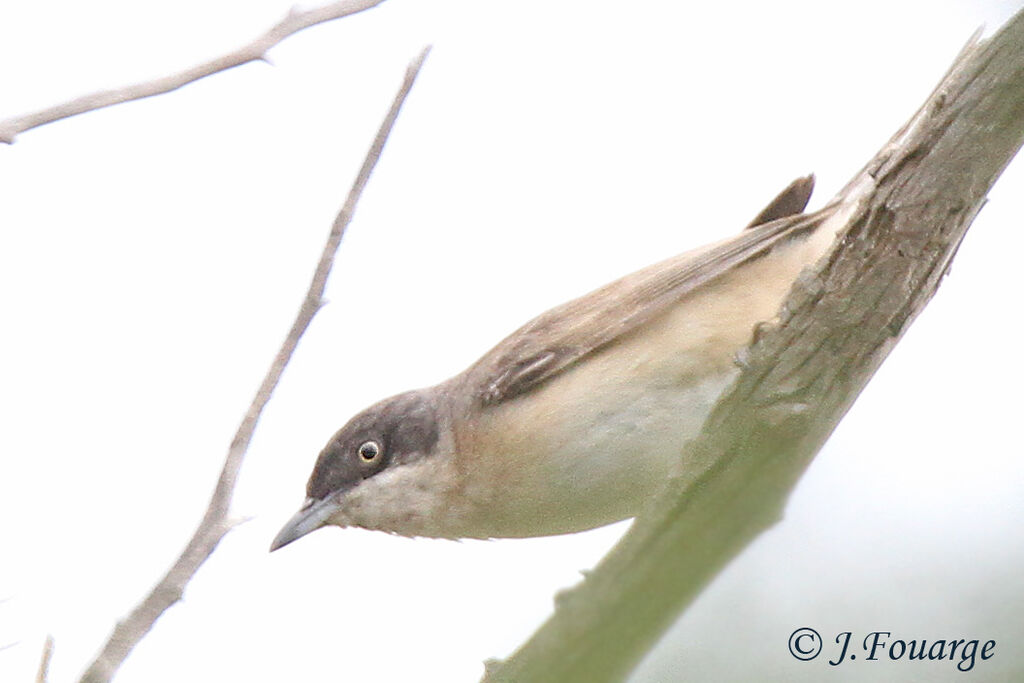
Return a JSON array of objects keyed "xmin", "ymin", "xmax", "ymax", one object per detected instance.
[{"xmin": 271, "ymin": 175, "xmax": 854, "ymax": 550}]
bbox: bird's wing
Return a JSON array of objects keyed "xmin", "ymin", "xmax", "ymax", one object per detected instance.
[
  {"xmin": 463, "ymin": 201, "xmax": 838, "ymax": 406},
  {"xmin": 745, "ymin": 174, "xmax": 815, "ymax": 229}
]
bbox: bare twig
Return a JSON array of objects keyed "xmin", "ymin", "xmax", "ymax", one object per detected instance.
[
  {"xmin": 35, "ymin": 636, "xmax": 54, "ymax": 683},
  {"xmin": 0, "ymin": 0, "xmax": 387, "ymax": 144},
  {"xmin": 485, "ymin": 9, "xmax": 1024, "ymax": 683},
  {"xmin": 77, "ymin": 45, "xmax": 431, "ymax": 683}
]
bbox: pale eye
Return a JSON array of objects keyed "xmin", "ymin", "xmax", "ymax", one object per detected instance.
[{"xmin": 358, "ymin": 440, "xmax": 381, "ymax": 462}]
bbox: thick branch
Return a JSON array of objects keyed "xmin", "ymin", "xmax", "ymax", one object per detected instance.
[
  {"xmin": 77, "ymin": 46, "xmax": 430, "ymax": 683},
  {"xmin": 0, "ymin": 0, "xmax": 386, "ymax": 144},
  {"xmin": 485, "ymin": 10, "xmax": 1024, "ymax": 683}
]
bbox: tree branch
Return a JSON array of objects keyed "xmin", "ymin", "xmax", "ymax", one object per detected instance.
[
  {"xmin": 485, "ymin": 9, "xmax": 1024, "ymax": 683},
  {"xmin": 35, "ymin": 636, "xmax": 54, "ymax": 683},
  {"xmin": 0, "ymin": 0, "xmax": 387, "ymax": 144},
  {"xmin": 77, "ymin": 45, "xmax": 431, "ymax": 683}
]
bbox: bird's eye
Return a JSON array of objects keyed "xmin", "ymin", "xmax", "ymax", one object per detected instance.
[{"xmin": 357, "ymin": 440, "xmax": 381, "ymax": 462}]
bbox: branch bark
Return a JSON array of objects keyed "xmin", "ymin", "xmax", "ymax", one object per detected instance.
[
  {"xmin": 485, "ymin": 10, "xmax": 1024, "ymax": 683},
  {"xmin": 0, "ymin": 0, "xmax": 387, "ymax": 144},
  {"xmin": 77, "ymin": 45, "xmax": 430, "ymax": 683}
]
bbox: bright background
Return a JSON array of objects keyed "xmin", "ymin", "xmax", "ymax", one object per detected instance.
[{"xmin": 2, "ymin": 1, "xmax": 1023, "ymax": 681}]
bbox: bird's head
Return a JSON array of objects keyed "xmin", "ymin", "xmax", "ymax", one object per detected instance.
[{"xmin": 270, "ymin": 389, "xmax": 451, "ymax": 550}]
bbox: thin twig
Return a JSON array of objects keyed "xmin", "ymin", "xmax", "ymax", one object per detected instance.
[
  {"xmin": 77, "ymin": 45, "xmax": 431, "ymax": 683},
  {"xmin": 0, "ymin": 0, "xmax": 387, "ymax": 144},
  {"xmin": 35, "ymin": 636, "xmax": 54, "ymax": 683}
]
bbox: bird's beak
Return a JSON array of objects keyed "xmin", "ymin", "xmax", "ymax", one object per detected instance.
[{"xmin": 270, "ymin": 497, "xmax": 340, "ymax": 552}]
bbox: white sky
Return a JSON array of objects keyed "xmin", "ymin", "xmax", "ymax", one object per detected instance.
[{"xmin": 2, "ymin": 1, "xmax": 1023, "ymax": 681}]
